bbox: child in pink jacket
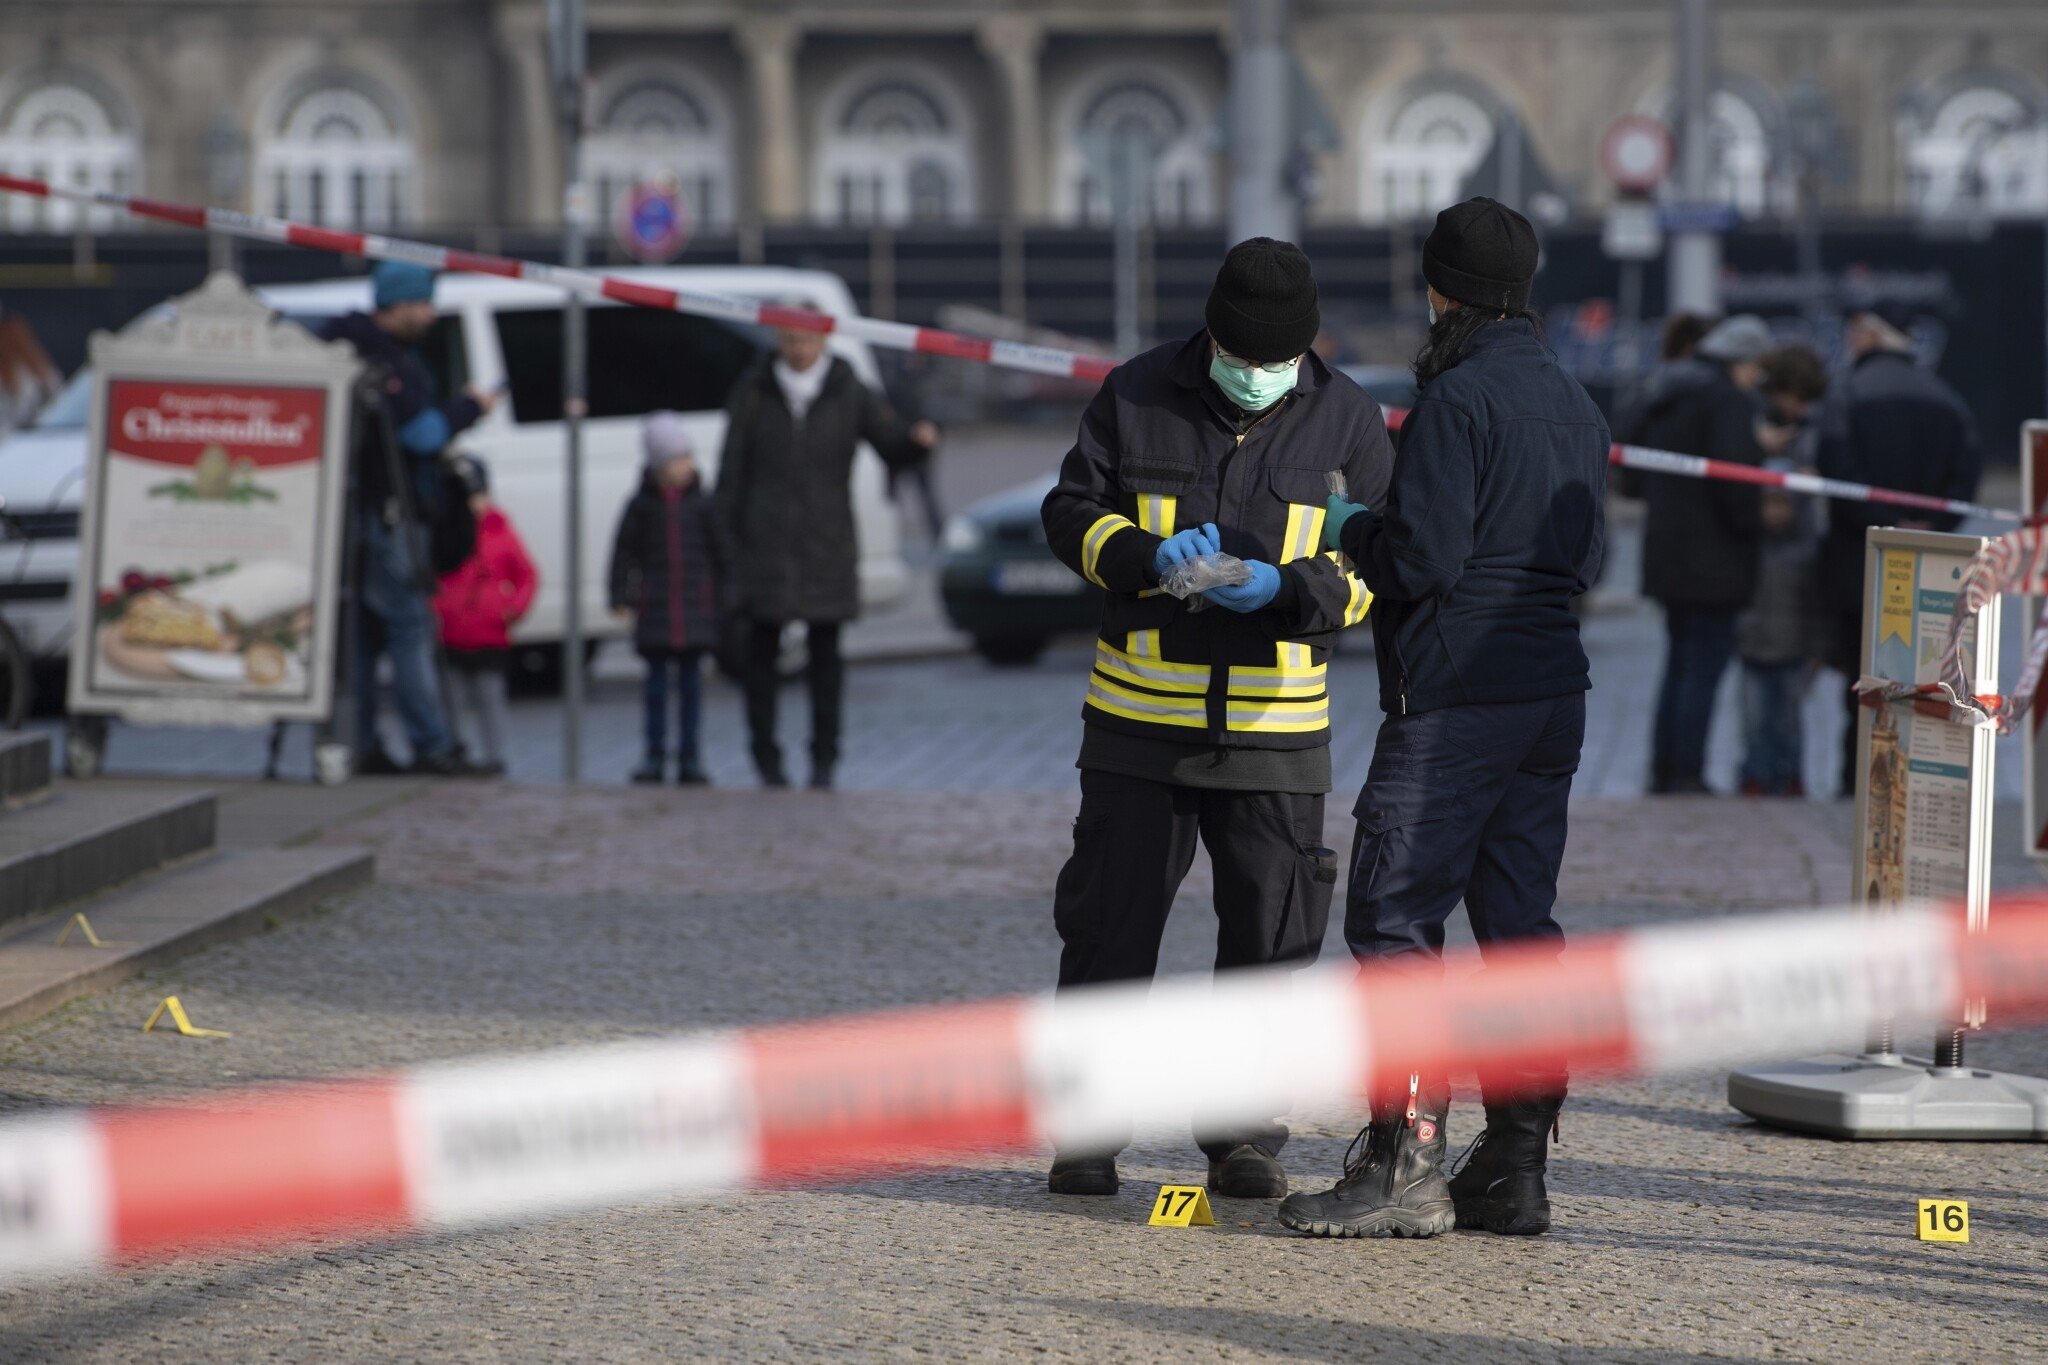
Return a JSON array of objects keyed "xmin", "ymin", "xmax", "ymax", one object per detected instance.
[{"xmin": 434, "ymin": 458, "xmax": 538, "ymax": 776}]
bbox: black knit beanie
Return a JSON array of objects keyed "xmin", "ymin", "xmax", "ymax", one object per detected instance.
[
  {"xmin": 1205, "ymin": 238, "xmax": 1320, "ymax": 363},
  {"xmin": 1422, "ymin": 197, "xmax": 1538, "ymax": 313}
]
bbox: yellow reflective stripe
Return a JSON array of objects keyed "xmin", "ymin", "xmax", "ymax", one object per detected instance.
[
  {"xmin": 1324, "ymin": 551, "xmax": 1372, "ymax": 625},
  {"xmin": 1081, "ymin": 514, "xmax": 1135, "ymax": 587},
  {"xmin": 1135, "ymin": 493, "xmax": 1178, "ymax": 538},
  {"xmin": 1096, "ymin": 639, "xmax": 1209, "ymax": 693},
  {"xmin": 1126, "ymin": 629, "xmax": 1161, "ymax": 659},
  {"xmin": 1134, "ymin": 495, "xmax": 1176, "ymax": 597},
  {"xmin": 1280, "ymin": 502, "xmax": 1323, "ymax": 564},
  {"xmin": 1226, "ymin": 698, "xmax": 1331, "ymax": 733},
  {"xmin": 1227, "ymin": 664, "xmax": 1327, "ymax": 699},
  {"xmin": 1086, "ymin": 675, "xmax": 1209, "ymax": 728}
]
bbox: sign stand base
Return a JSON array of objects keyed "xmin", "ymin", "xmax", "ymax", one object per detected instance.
[{"xmin": 1728, "ymin": 1052, "xmax": 2048, "ymax": 1139}]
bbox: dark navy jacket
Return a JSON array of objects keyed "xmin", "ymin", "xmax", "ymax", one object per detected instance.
[
  {"xmin": 1340, "ymin": 319, "xmax": 1608, "ymax": 715},
  {"xmin": 1815, "ymin": 348, "xmax": 1980, "ymax": 614},
  {"xmin": 318, "ymin": 312, "xmax": 482, "ymax": 516}
]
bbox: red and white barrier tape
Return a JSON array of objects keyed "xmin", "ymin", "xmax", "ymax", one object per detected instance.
[
  {"xmin": 0, "ymin": 174, "xmax": 2019, "ymax": 522},
  {"xmin": 0, "ymin": 174, "xmax": 1116, "ymax": 385},
  {"xmin": 1, "ymin": 898, "xmax": 2045, "ymax": 1282},
  {"xmin": 1906, "ymin": 524, "xmax": 2048, "ymax": 733}
]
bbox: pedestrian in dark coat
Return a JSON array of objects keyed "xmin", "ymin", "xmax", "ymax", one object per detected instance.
[
  {"xmin": 1630, "ymin": 314, "xmax": 1799, "ymax": 794},
  {"xmin": 1285, "ymin": 197, "xmax": 1609, "ymax": 1244},
  {"xmin": 611, "ymin": 412, "xmax": 728, "ymax": 785},
  {"xmin": 1817, "ymin": 302, "xmax": 1981, "ymax": 795},
  {"xmin": 714, "ymin": 329, "xmax": 939, "ymax": 788}
]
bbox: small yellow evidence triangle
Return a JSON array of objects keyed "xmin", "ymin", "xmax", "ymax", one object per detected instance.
[
  {"xmin": 1147, "ymin": 1184, "xmax": 1216, "ymax": 1227},
  {"xmin": 55, "ymin": 913, "xmax": 123, "ymax": 948},
  {"xmin": 142, "ymin": 996, "xmax": 230, "ymax": 1039}
]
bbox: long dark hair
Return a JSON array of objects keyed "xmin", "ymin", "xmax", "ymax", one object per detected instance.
[{"xmin": 1412, "ymin": 306, "xmax": 1546, "ymax": 388}]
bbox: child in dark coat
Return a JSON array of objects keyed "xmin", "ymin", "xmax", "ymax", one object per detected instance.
[{"xmin": 609, "ymin": 412, "xmax": 726, "ymax": 784}]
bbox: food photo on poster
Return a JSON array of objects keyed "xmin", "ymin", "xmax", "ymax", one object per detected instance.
[{"xmin": 82, "ymin": 381, "xmax": 324, "ymax": 699}]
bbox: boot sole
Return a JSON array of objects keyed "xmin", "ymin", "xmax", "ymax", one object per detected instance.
[
  {"xmin": 1453, "ymin": 1197, "xmax": 1551, "ymax": 1235},
  {"xmin": 1277, "ymin": 1201, "xmax": 1454, "ymax": 1239}
]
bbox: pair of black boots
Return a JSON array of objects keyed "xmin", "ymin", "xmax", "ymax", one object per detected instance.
[{"xmin": 1277, "ymin": 1075, "xmax": 1562, "ymax": 1238}]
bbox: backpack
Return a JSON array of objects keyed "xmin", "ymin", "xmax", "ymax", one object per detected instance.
[{"xmin": 427, "ymin": 454, "xmax": 479, "ymax": 575}]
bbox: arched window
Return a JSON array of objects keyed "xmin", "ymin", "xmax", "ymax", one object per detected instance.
[
  {"xmin": 0, "ymin": 72, "xmax": 139, "ymax": 232},
  {"xmin": 1902, "ymin": 81, "xmax": 2048, "ymax": 218},
  {"xmin": 588, "ymin": 66, "xmax": 734, "ymax": 231},
  {"xmin": 812, "ymin": 65, "xmax": 977, "ymax": 226},
  {"xmin": 254, "ymin": 75, "xmax": 416, "ymax": 229},
  {"xmin": 1361, "ymin": 87, "xmax": 1495, "ymax": 223},
  {"xmin": 1055, "ymin": 72, "xmax": 1217, "ymax": 227},
  {"xmin": 1639, "ymin": 85, "xmax": 1786, "ymax": 218}
]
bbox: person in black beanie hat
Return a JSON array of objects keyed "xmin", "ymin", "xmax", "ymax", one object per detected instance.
[
  {"xmin": 1037, "ymin": 239, "xmax": 1393, "ymax": 1200},
  {"xmin": 1280, "ymin": 198, "xmax": 1609, "ymax": 1243}
]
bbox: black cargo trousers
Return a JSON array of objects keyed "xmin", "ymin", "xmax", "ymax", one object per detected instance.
[{"xmin": 1051, "ymin": 768, "xmax": 1338, "ymax": 1159}]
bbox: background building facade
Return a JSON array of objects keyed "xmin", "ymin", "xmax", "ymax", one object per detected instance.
[{"xmin": 3, "ymin": 0, "xmax": 2046, "ymax": 235}]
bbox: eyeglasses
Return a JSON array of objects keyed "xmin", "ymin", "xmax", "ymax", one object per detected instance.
[{"xmin": 1215, "ymin": 350, "xmax": 1301, "ymax": 374}]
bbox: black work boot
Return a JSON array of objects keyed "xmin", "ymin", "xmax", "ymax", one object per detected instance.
[
  {"xmin": 1047, "ymin": 1154, "xmax": 1118, "ymax": 1196},
  {"xmin": 1206, "ymin": 1144, "xmax": 1287, "ymax": 1199},
  {"xmin": 1450, "ymin": 1091, "xmax": 1563, "ymax": 1236},
  {"xmin": 1277, "ymin": 1075, "xmax": 1453, "ymax": 1238}
]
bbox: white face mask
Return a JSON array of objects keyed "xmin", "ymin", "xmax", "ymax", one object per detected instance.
[{"xmin": 1428, "ymin": 299, "xmax": 1442, "ymax": 326}]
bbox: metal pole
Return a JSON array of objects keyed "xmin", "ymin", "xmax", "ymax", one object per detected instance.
[
  {"xmin": 1228, "ymin": 0, "xmax": 1297, "ymax": 244},
  {"xmin": 1111, "ymin": 128, "xmax": 1142, "ymax": 359},
  {"xmin": 550, "ymin": 0, "xmax": 588, "ymax": 782},
  {"xmin": 1668, "ymin": 0, "xmax": 1721, "ymax": 314}
]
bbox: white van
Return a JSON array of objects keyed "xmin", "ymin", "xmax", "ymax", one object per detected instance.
[{"xmin": 0, "ymin": 266, "xmax": 907, "ymax": 679}]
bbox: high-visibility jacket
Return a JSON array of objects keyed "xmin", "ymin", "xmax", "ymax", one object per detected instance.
[{"xmin": 1042, "ymin": 332, "xmax": 1395, "ymax": 751}]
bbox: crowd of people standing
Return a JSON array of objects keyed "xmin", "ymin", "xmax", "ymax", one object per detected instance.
[{"xmin": 1624, "ymin": 300, "xmax": 1981, "ymax": 799}]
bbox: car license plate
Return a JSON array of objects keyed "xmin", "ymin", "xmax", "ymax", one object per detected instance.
[{"xmin": 992, "ymin": 560, "xmax": 1085, "ymax": 595}]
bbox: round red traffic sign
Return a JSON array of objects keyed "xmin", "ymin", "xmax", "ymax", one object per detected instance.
[
  {"xmin": 1601, "ymin": 116, "xmax": 1675, "ymax": 195},
  {"xmin": 614, "ymin": 180, "xmax": 690, "ymax": 263}
]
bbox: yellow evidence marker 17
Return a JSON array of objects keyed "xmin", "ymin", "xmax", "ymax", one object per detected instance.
[
  {"xmin": 1917, "ymin": 1199, "xmax": 1969, "ymax": 1243},
  {"xmin": 1148, "ymin": 1185, "xmax": 1216, "ymax": 1228}
]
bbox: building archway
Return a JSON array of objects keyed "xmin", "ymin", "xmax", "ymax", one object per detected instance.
[
  {"xmin": 588, "ymin": 63, "xmax": 735, "ymax": 232},
  {"xmin": 1053, "ymin": 66, "xmax": 1217, "ymax": 227},
  {"xmin": 1901, "ymin": 75, "xmax": 2048, "ymax": 218},
  {"xmin": 812, "ymin": 62, "xmax": 978, "ymax": 226},
  {"xmin": 1358, "ymin": 80, "xmax": 1496, "ymax": 223},
  {"xmin": 1637, "ymin": 81, "xmax": 1787, "ymax": 218},
  {"xmin": 0, "ymin": 68, "xmax": 140, "ymax": 232},
  {"xmin": 254, "ymin": 71, "xmax": 417, "ymax": 229}
]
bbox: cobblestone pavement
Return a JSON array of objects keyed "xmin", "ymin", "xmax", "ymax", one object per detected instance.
[{"xmin": 0, "ymin": 783, "xmax": 2043, "ymax": 1362}]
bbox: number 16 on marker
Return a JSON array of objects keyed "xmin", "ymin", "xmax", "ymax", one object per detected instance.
[{"xmin": 1917, "ymin": 1199, "xmax": 1969, "ymax": 1243}]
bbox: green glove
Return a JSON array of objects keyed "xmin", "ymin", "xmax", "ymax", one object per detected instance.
[{"xmin": 1324, "ymin": 494, "xmax": 1368, "ymax": 551}]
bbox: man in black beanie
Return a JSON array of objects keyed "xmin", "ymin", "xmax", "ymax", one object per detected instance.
[
  {"xmin": 1039, "ymin": 238, "xmax": 1393, "ymax": 1199},
  {"xmin": 1280, "ymin": 198, "xmax": 1608, "ymax": 1240}
]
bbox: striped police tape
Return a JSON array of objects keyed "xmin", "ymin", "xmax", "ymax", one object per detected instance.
[
  {"xmin": 1, "ymin": 899, "xmax": 2044, "ymax": 1281},
  {"xmin": 0, "ymin": 173, "xmax": 2019, "ymax": 524}
]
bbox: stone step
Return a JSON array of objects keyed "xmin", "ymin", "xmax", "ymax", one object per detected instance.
[
  {"xmin": 0, "ymin": 844, "xmax": 374, "ymax": 1031},
  {"xmin": 0, "ymin": 788, "xmax": 216, "ymax": 928},
  {"xmin": 0, "ymin": 732, "xmax": 51, "ymax": 808}
]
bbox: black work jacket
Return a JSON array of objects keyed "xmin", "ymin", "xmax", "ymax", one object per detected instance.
[
  {"xmin": 1628, "ymin": 359, "xmax": 1767, "ymax": 609},
  {"xmin": 1815, "ymin": 349, "xmax": 1981, "ymax": 613},
  {"xmin": 1340, "ymin": 319, "xmax": 1608, "ymax": 715},
  {"xmin": 608, "ymin": 473, "xmax": 729, "ymax": 655},
  {"xmin": 714, "ymin": 356, "xmax": 924, "ymax": 623},
  {"xmin": 1042, "ymin": 331, "xmax": 1393, "ymax": 751}
]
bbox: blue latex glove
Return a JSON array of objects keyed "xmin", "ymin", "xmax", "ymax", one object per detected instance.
[
  {"xmin": 1324, "ymin": 494, "xmax": 1369, "ymax": 551},
  {"xmin": 1153, "ymin": 522, "xmax": 1221, "ymax": 576},
  {"xmin": 1204, "ymin": 559, "xmax": 1281, "ymax": 613}
]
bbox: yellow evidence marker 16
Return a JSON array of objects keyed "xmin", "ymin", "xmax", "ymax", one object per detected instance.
[
  {"xmin": 1917, "ymin": 1199, "xmax": 1969, "ymax": 1243},
  {"xmin": 1148, "ymin": 1185, "xmax": 1216, "ymax": 1228}
]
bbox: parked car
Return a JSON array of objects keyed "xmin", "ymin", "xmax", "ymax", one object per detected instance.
[
  {"xmin": 0, "ymin": 266, "xmax": 907, "ymax": 692},
  {"xmin": 934, "ymin": 362, "xmax": 1415, "ymax": 666}
]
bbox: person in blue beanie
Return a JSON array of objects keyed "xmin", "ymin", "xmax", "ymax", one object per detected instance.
[{"xmin": 320, "ymin": 261, "xmax": 497, "ymax": 776}]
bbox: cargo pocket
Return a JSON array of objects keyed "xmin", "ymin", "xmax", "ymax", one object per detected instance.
[
  {"xmin": 1350, "ymin": 776, "xmax": 1468, "ymax": 928},
  {"xmin": 1051, "ymin": 810, "xmax": 1116, "ymax": 948},
  {"xmin": 1270, "ymin": 840, "xmax": 1339, "ymax": 964}
]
